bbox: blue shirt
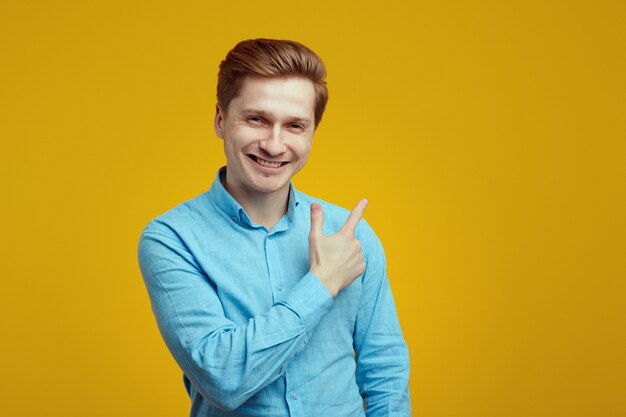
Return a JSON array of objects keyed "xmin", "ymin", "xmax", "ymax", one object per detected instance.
[{"xmin": 138, "ymin": 168, "xmax": 411, "ymax": 416}]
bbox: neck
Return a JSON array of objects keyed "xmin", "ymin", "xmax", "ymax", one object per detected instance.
[{"xmin": 223, "ymin": 176, "xmax": 290, "ymax": 231}]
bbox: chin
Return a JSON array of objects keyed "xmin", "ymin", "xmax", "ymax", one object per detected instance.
[
  {"xmin": 246, "ymin": 170, "xmax": 294, "ymax": 192},
  {"xmin": 250, "ymin": 180, "xmax": 290, "ymax": 195}
]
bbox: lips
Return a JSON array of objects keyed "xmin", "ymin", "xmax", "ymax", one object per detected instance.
[{"xmin": 248, "ymin": 155, "xmax": 287, "ymax": 169}]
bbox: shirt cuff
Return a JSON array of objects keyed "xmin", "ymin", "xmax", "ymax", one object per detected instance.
[{"xmin": 276, "ymin": 272, "xmax": 334, "ymax": 335}]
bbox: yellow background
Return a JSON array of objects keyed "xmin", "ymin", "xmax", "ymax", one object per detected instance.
[{"xmin": 1, "ymin": 1, "xmax": 625, "ymax": 416}]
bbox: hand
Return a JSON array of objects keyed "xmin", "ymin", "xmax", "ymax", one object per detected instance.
[{"xmin": 308, "ymin": 199, "xmax": 368, "ymax": 297}]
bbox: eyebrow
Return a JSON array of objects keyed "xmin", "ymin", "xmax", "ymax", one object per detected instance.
[{"xmin": 240, "ymin": 108, "xmax": 312, "ymax": 125}]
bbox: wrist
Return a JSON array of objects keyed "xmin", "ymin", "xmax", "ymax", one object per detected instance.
[{"xmin": 309, "ymin": 267, "xmax": 338, "ymax": 298}]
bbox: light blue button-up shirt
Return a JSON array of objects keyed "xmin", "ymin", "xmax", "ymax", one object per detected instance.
[{"xmin": 138, "ymin": 168, "xmax": 411, "ymax": 416}]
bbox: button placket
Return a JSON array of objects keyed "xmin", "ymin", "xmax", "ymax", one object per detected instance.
[
  {"xmin": 264, "ymin": 233, "xmax": 285, "ymax": 302},
  {"xmin": 265, "ymin": 234, "xmax": 285, "ymax": 301}
]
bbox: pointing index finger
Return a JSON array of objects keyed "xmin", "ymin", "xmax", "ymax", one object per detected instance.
[{"xmin": 341, "ymin": 198, "xmax": 368, "ymax": 235}]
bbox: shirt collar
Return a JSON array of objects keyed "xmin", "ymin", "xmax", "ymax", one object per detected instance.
[
  {"xmin": 286, "ymin": 182, "xmax": 300, "ymax": 224},
  {"xmin": 207, "ymin": 167, "xmax": 300, "ymax": 228}
]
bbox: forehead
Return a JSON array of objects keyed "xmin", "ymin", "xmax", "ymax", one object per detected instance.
[{"xmin": 229, "ymin": 76, "xmax": 316, "ymax": 121}]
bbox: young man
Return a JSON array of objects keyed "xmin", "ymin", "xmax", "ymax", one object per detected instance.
[{"xmin": 138, "ymin": 39, "xmax": 410, "ymax": 416}]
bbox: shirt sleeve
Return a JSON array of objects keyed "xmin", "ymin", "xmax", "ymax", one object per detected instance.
[
  {"xmin": 137, "ymin": 222, "xmax": 334, "ymax": 412},
  {"xmin": 354, "ymin": 221, "xmax": 412, "ymax": 416}
]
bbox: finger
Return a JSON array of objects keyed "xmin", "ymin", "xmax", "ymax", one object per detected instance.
[
  {"xmin": 309, "ymin": 202, "xmax": 324, "ymax": 239},
  {"xmin": 340, "ymin": 198, "xmax": 368, "ymax": 235}
]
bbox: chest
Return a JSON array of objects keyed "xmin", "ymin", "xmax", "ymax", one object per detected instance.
[{"xmin": 192, "ymin": 227, "xmax": 361, "ymax": 335}]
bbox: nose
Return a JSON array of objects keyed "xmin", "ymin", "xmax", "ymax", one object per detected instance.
[{"xmin": 259, "ymin": 126, "xmax": 287, "ymax": 156}]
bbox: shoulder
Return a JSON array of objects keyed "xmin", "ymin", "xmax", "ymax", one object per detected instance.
[
  {"xmin": 140, "ymin": 191, "xmax": 212, "ymax": 241},
  {"xmin": 138, "ymin": 192, "xmax": 217, "ymax": 270}
]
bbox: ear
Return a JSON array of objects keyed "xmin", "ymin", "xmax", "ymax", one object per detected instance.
[{"xmin": 214, "ymin": 104, "xmax": 225, "ymax": 139}]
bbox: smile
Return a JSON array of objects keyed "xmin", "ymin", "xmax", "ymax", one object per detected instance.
[{"xmin": 249, "ymin": 155, "xmax": 286, "ymax": 169}]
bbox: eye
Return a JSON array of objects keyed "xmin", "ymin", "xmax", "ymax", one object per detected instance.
[
  {"xmin": 247, "ymin": 116, "xmax": 265, "ymax": 125},
  {"xmin": 288, "ymin": 123, "xmax": 305, "ymax": 131}
]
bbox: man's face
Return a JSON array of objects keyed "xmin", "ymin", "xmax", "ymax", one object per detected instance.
[{"xmin": 214, "ymin": 76, "xmax": 316, "ymax": 199}]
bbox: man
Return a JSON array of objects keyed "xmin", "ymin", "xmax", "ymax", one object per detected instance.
[{"xmin": 138, "ymin": 38, "xmax": 410, "ymax": 416}]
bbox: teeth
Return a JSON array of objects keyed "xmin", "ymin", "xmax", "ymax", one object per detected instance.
[{"xmin": 255, "ymin": 157, "xmax": 282, "ymax": 168}]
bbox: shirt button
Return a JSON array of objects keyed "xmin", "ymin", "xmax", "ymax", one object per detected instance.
[
  {"xmin": 231, "ymin": 216, "xmax": 238, "ymax": 223},
  {"xmin": 292, "ymin": 392, "xmax": 299, "ymax": 400},
  {"xmin": 277, "ymin": 283, "xmax": 284, "ymax": 292}
]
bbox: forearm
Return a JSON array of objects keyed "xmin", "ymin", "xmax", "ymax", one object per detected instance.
[
  {"xmin": 353, "ymin": 222, "xmax": 411, "ymax": 416},
  {"xmin": 358, "ymin": 338, "xmax": 411, "ymax": 416},
  {"xmin": 356, "ymin": 284, "xmax": 411, "ymax": 416},
  {"xmin": 138, "ymin": 231, "xmax": 333, "ymax": 411},
  {"xmin": 176, "ymin": 303, "xmax": 310, "ymax": 410},
  {"xmin": 171, "ymin": 273, "xmax": 333, "ymax": 410}
]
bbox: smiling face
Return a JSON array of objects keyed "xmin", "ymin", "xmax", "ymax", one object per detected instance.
[{"xmin": 214, "ymin": 76, "xmax": 317, "ymax": 203}]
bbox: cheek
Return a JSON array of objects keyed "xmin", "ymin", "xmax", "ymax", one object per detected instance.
[
  {"xmin": 224, "ymin": 131, "xmax": 252, "ymax": 153},
  {"xmin": 223, "ymin": 138, "xmax": 243, "ymax": 164},
  {"xmin": 300, "ymin": 143, "xmax": 313, "ymax": 160},
  {"xmin": 292, "ymin": 137, "xmax": 313, "ymax": 156}
]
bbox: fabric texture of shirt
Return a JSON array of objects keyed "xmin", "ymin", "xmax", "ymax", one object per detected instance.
[{"xmin": 137, "ymin": 168, "xmax": 411, "ymax": 416}]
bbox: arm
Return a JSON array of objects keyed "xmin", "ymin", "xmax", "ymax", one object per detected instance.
[
  {"xmin": 354, "ymin": 222, "xmax": 411, "ymax": 416},
  {"xmin": 137, "ymin": 225, "xmax": 333, "ymax": 411}
]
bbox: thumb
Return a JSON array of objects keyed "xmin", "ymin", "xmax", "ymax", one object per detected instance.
[{"xmin": 309, "ymin": 202, "xmax": 324, "ymax": 240}]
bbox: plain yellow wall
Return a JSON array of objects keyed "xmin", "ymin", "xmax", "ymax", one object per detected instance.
[{"xmin": 1, "ymin": 1, "xmax": 625, "ymax": 416}]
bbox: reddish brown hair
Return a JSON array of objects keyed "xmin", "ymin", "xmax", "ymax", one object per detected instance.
[{"xmin": 217, "ymin": 39, "xmax": 328, "ymax": 127}]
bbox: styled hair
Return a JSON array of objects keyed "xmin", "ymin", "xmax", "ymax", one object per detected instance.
[{"xmin": 217, "ymin": 38, "xmax": 328, "ymax": 127}]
